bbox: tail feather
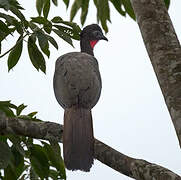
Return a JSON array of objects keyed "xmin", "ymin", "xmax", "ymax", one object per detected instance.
[{"xmin": 63, "ymin": 106, "xmax": 94, "ymax": 172}]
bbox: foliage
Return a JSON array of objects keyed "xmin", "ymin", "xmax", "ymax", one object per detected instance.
[
  {"xmin": 70, "ymin": 0, "xmax": 170, "ymax": 32},
  {"xmin": 0, "ymin": 0, "xmax": 81, "ymax": 73},
  {"xmin": 0, "ymin": 101, "xmax": 66, "ymax": 180},
  {"xmin": 0, "ymin": 0, "xmax": 170, "ymax": 73}
]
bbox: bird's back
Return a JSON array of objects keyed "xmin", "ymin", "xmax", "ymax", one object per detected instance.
[{"xmin": 53, "ymin": 52, "xmax": 102, "ymax": 109}]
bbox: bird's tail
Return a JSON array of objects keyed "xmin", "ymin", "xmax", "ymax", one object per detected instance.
[{"xmin": 63, "ymin": 106, "xmax": 94, "ymax": 172}]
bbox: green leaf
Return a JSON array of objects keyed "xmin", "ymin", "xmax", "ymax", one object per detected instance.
[
  {"xmin": 4, "ymin": 165, "xmax": 17, "ymax": 179},
  {"xmin": 31, "ymin": 33, "xmax": 37, "ymax": 43},
  {"xmin": 10, "ymin": 6, "xmax": 26, "ymax": 22},
  {"xmin": 28, "ymin": 35, "xmax": 46, "ymax": 73},
  {"xmin": 0, "ymin": 0, "xmax": 16, "ymax": 11},
  {"xmin": 8, "ymin": 135, "xmax": 25, "ymax": 157},
  {"xmin": 27, "ymin": 137, "xmax": 33, "ymax": 146},
  {"xmin": 46, "ymin": 34, "xmax": 58, "ymax": 49},
  {"xmin": 11, "ymin": 146, "xmax": 23, "ymax": 167},
  {"xmin": 31, "ymin": 16, "xmax": 48, "ymax": 24},
  {"xmin": 0, "ymin": 28, "xmax": 14, "ymax": 41},
  {"xmin": 28, "ymin": 22, "xmax": 39, "ymax": 33},
  {"xmin": 43, "ymin": 21, "xmax": 52, "ymax": 34},
  {"xmin": 53, "ymin": 28, "xmax": 73, "ymax": 47},
  {"xmin": 98, "ymin": 0, "xmax": 110, "ymax": 33},
  {"xmin": 52, "ymin": 0, "xmax": 58, "ymax": 6},
  {"xmin": 28, "ymin": 22, "xmax": 37, "ymax": 31},
  {"xmin": 75, "ymin": 0, "xmax": 82, "ymax": 7},
  {"xmin": 0, "ymin": 106, "xmax": 15, "ymax": 117},
  {"xmin": 16, "ymin": 103, "xmax": 27, "ymax": 116},
  {"xmin": 0, "ymin": 141, "xmax": 12, "ymax": 168},
  {"xmin": 109, "ymin": 0, "xmax": 126, "ymax": 16},
  {"xmin": 30, "ymin": 166, "xmax": 39, "ymax": 179},
  {"xmin": 0, "ymin": 101, "xmax": 17, "ymax": 112},
  {"xmin": 122, "ymin": 0, "xmax": 135, "ymax": 20},
  {"xmin": 42, "ymin": 141, "xmax": 66, "ymax": 179},
  {"xmin": 0, "ymin": 20, "xmax": 10, "ymax": 34},
  {"xmin": 11, "ymin": 146, "xmax": 24, "ymax": 178},
  {"xmin": 93, "ymin": 0, "xmax": 97, "ymax": 7},
  {"xmin": 58, "ymin": 22, "xmax": 80, "ymax": 41},
  {"xmin": 0, "ymin": 0, "xmax": 11, "ymax": 11},
  {"xmin": 62, "ymin": 0, "xmax": 69, "ymax": 8},
  {"xmin": 11, "ymin": 19, "xmax": 23, "ymax": 34},
  {"xmin": 30, "ymin": 144, "xmax": 49, "ymax": 179},
  {"xmin": 36, "ymin": 30, "xmax": 50, "ymax": 57},
  {"xmin": 70, "ymin": 0, "xmax": 81, "ymax": 22},
  {"xmin": 0, "ymin": 0, "xmax": 24, "ymax": 11},
  {"xmin": 0, "ymin": 135, "xmax": 7, "ymax": 142},
  {"xmin": 43, "ymin": 0, "xmax": 50, "ymax": 19},
  {"xmin": 8, "ymin": 35, "xmax": 23, "ymax": 71},
  {"xmin": 80, "ymin": 0, "xmax": 90, "ymax": 25},
  {"xmin": 0, "ymin": 100, "xmax": 11, "ymax": 106},
  {"xmin": 164, "ymin": 0, "xmax": 170, "ymax": 9},
  {"xmin": 27, "ymin": 111, "xmax": 38, "ymax": 118},
  {"xmin": 8, "ymin": 103, "xmax": 17, "ymax": 109},
  {"xmin": 0, "ymin": 12, "xmax": 15, "ymax": 24},
  {"xmin": 54, "ymin": 25, "xmax": 80, "ymax": 40},
  {"xmin": 49, "ymin": 169, "xmax": 59, "ymax": 179},
  {"xmin": 56, "ymin": 20, "xmax": 81, "ymax": 35},
  {"xmin": 51, "ymin": 16, "xmax": 63, "ymax": 23},
  {"xmin": 36, "ymin": 0, "xmax": 44, "ymax": 16}
]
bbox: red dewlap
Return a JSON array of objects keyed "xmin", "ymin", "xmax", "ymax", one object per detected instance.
[{"xmin": 90, "ymin": 40, "xmax": 98, "ymax": 48}]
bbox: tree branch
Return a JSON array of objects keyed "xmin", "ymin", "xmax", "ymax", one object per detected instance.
[
  {"xmin": 0, "ymin": 33, "xmax": 28, "ymax": 58},
  {"xmin": 0, "ymin": 113, "xmax": 180, "ymax": 180},
  {"xmin": 130, "ymin": 0, "xmax": 181, "ymax": 147}
]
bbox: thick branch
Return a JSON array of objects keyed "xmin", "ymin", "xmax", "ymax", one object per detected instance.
[
  {"xmin": 0, "ymin": 113, "xmax": 180, "ymax": 180},
  {"xmin": 130, "ymin": 0, "xmax": 181, "ymax": 147}
]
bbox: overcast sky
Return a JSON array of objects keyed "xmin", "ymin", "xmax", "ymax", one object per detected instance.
[{"xmin": 0, "ymin": 1, "xmax": 181, "ymax": 179}]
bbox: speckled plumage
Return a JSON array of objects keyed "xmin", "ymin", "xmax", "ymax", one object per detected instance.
[{"xmin": 53, "ymin": 52, "xmax": 102, "ymax": 109}]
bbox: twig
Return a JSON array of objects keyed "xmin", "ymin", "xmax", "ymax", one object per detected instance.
[{"xmin": 0, "ymin": 33, "xmax": 28, "ymax": 58}]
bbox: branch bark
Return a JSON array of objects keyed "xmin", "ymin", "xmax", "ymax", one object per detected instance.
[
  {"xmin": 130, "ymin": 0, "xmax": 181, "ymax": 147},
  {"xmin": 0, "ymin": 113, "xmax": 180, "ymax": 180}
]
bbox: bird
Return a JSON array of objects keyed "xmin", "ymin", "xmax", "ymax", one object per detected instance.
[{"xmin": 53, "ymin": 24, "xmax": 108, "ymax": 172}]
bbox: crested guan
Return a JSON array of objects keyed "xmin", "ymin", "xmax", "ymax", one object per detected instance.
[{"xmin": 53, "ymin": 24, "xmax": 108, "ymax": 172}]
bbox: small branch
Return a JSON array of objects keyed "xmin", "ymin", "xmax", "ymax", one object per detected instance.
[
  {"xmin": 0, "ymin": 33, "xmax": 28, "ymax": 58},
  {"xmin": 0, "ymin": 112, "xmax": 180, "ymax": 180}
]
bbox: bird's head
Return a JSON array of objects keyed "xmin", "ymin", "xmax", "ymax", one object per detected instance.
[{"xmin": 80, "ymin": 24, "xmax": 108, "ymax": 55}]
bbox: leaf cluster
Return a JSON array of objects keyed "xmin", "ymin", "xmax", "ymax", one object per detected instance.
[
  {"xmin": 0, "ymin": 137, "xmax": 66, "ymax": 180},
  {"xmin": 0, "ymin": 0, "xmax": 81, "ymax": 73},
  {"xmin": 69, "ymin": 0, "xmax": 170, "ymax": 33},
  {"xmin": 0, "ymin": 100, "xmax": 37, "ymax": 118},
  {"xmin": 0, "ymin": 101, "xmax": 66, "ymax": 180},
  {"xmin": 0, "ymin": 0, "xmax": 170, "ymax": 72}
]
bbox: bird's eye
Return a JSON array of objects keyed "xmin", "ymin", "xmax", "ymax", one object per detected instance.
[
  {"xmin": 91, "ymin": 30, "xmax": 107, "ymax": 41},
  {"xmin": 92, "ymin": 31, "xmax": 100, "ymax": 37}
]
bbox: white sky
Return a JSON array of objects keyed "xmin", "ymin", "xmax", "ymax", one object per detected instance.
[{"xmin": 0, "ymin": 1, "xmax": 181, "ymax": 179}]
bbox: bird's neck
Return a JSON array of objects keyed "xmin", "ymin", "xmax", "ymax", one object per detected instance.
[{"xmin": 80, "ymin": 39, "xmax": 94, "ymax": 56}]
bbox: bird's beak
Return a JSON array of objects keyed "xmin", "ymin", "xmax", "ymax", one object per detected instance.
[
  {"xmin": 96, "ymin": 31, "xmax": 108, "ymax": 41},
  {"xmin": 101, "ymin": 35, "xmax": 108, "ymax": 41},
  {"xmin": 98, "ymin": 34, "xmax": 108, "ymax": 41}
]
